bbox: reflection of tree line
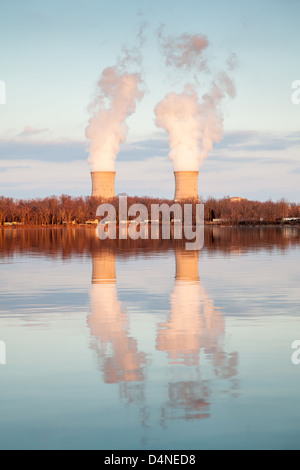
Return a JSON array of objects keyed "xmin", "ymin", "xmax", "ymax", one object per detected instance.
[
  {"xmin": 88, "ymin": 249, "xmax": 238, "ymax": 424},
  {"xmin": 0, "ymin": 226, "xmax": 299, "ymax": 259}
]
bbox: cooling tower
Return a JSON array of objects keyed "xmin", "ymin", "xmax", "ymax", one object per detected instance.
[
  {"xmin": 174, "ymin": 171, "xmax": 199, "ymax": 201},
  {"xmin": 91, "ymin": 171, "xmax": 115, "ymax": 199}
]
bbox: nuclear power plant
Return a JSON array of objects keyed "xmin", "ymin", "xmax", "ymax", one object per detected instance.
[
  {"xmin": 91, "ymin": 171, "xmax": 115, "ymax": 199},
  {"xmin": 174, "ymin": 171, "xmax": 199, "ymax": 201}
]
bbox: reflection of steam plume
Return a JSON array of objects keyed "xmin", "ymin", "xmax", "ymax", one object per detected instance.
[
  {"xmin": 161, "ymin": 381, "xmax": 211, "ymax": 421},
  {"xmin": 157, "ymin": 250, "xmax": 229, "ymax": 366},
  {"xmin": 155, "ymin": 32, "xmax": 236, "ymax": 172},
  {"xmin": 86, "ymin": 64, "xmax": 144, "ymax": 172},
  {"xmin": 88, "ymin": 252, "xmax": 146, "ymax": 387},
  {"xmin": 157, "ymin": 249, "xmax": 238, "ymax": 421}
]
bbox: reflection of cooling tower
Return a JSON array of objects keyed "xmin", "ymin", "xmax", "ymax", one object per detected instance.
[
  {"xmin": 91, "ymin": 171, "xmax": 115, "ymax": 198},
  {"xmin": 174, "ymin": 171, "xmax": 199, "ymax": 201},
  {"xmin": 157, "ymin": 249, "xmax": 225, "ymax": 366},
  {"xmin": 92, "ymin": 251, "xmax": 116, "ymax": 284},
  {"xmin": 89, "ymin": 251, "xmax": 146, "ymax": 385},
  {"xmin": 175, "ymin": 250, "xmax": 199, "ymax": 282}
]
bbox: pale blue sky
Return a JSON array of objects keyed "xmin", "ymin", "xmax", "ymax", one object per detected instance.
[{"xmin": 0, "ymin": 0, "xmax": 300, "ymax": 200}]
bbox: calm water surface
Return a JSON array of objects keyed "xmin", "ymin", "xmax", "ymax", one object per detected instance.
[{"xmin": 0, "ymin": 227, "xmax": 300, "ymax": 450}]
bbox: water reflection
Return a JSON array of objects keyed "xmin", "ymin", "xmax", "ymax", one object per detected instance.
[
  {"xmin": 1, "ymin": 227, "xmax": 300, "ymax": 448},
  {"xmin": 1, "ymin": 225, "xmax": 299, "ymax": 259},
  {"xmin": 87, "ymin": 246, "xmax": 238, "ymax": 425},
  {"xmin": 88, "ymin": 251, "xmax": 147, "ymax": 406},
  {"xmin": 157, "ymin": 250, "xmax": 238, "ymax": 422}
]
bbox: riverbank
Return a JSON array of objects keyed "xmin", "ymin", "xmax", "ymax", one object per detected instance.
[{"xmin": 1, "ymin": 221, "xmax": 300, "ymax": 229}]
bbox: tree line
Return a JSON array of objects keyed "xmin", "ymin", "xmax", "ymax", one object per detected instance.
[
  {"xmin": 0, "ymin": 194, "xmax": 299, "ymax": 226},
  {"xmin": 204, "ymin": 197, "xmax": 300, "ymax": 223}
]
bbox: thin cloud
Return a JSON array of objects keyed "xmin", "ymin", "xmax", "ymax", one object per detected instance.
[
  {"xmin": 0, "ymin": 139, "xmax": 87, "ymax": 162},
  {"xmin": 0, "ymin": 130, "xmax": 299, "ymax": 201},
  {"xmin": 215, "ymin": 130, "xmax": 300, "ymax": 152},
  {"xmin": 17, "ymin": 126, "xmax": 50, "ymax": 138}
]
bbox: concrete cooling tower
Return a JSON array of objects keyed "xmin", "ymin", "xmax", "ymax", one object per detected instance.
[
  {"xmin": 91, "ymin": 171, "xmax": 115, "ymax": 199},
  {"xmin": 174, "ymin": 171, "xmax": 199, "ymax": 201}
]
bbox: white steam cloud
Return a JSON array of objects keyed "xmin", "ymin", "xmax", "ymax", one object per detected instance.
[
  {"xmin": 86, "ymin": 42, "xmax": 145, "ymax": 172},
  {"xmin": 155, "ymin": 31, "xmax": 237, "ymax": 171}
]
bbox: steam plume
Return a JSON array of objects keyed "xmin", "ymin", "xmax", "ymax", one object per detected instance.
[
  {"xmin": 155, "ymin": 31, "xmax": 236, "ymax": 171},
  {"xmin": 158, "ymin": 29, "xmax": 209, "ymax": 71},
  {"xmin": 86, "ymin": 49, "xmax": 144, "ymax": 172}
]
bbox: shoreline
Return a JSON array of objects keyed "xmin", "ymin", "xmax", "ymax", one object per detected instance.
[{"xmin": 1, "ymin": 222, "xmax": 299, "ymax": 230}]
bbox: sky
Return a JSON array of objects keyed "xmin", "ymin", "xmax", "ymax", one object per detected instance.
[{"xmin": 0, "ymin": 0, "xmax": 300, "ymax": 202}]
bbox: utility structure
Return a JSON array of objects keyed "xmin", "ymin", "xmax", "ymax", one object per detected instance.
[
  {"xmin": 174, "ymin": 171, "xmax": 199, "ymax": 201},
  {"xmin": 91, "ymin": 171, "xmax": 115, "ymax": 199}
]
